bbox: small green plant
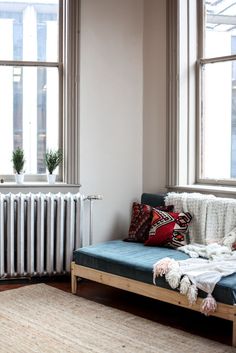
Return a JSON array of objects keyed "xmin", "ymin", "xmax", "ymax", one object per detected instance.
[
  {"xmin": 45, "ymin": 149, "xmax": 63, "ymax": 174},
  {"xmin": 12, "ymin": 147, "xmax": 25, "ymax": 174}
]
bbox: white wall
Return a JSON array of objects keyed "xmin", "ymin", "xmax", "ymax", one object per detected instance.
[
  {"xmin": 143, "ymin": 0, "xmax": 167, "ymax": 193},
  {"xmin": 80, "ymin": 0, "xmax": 143, "ymax": 243}
]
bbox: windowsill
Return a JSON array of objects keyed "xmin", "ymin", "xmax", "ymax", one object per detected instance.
[
  {"xmin": 167, "ymin": 184, "xmax": 236, "ymax": 198},
  {"xmin": 0, "ymin": 182, "xmax": 81, "ymax": 193}
]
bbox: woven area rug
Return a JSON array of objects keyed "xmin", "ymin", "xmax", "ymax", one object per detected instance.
[{"xmin": 0, "ymin": 284, "xmax": 234, "ymax": 353}]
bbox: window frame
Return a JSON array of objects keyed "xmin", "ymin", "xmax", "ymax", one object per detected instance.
[
  {"xmin": 167, "ymin": 0, "xmax": 236, "ymax": 190},
  {"xmin": 0, "ymin": 0, "xmax": 80, "ymax": 185},
  {"xmin": 196, "ymin": 0, "xmax": 236, "ymax": 186},
  {"xmin": 0, "ymin": 0, "xmax": 62, "ymax": 182},
  {"xmin": 167, "ymin": 0, "xmax": 197, "ymax": 188}
]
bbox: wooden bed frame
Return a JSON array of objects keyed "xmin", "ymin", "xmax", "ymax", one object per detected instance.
[{"xmin": 71, "ymin": 261, "xmax": 236, "ymax": 347}]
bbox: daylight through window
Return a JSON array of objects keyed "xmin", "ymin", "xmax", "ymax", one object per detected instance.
[
  {"xmin": 199, "ymin": 0, "xmax": 236, "ymax": 182},
  {"xmin": 0, "ymin": 0, "xmax": 61, "ymax": 177}
]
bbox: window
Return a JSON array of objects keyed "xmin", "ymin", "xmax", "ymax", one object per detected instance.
[
  {"xmin": 167, "ymin": 0, "xmax": 236, "ymax": 189},
  {"xmin": 199, "ymin": 0, "xmax": 236, "ymax": 183},
  {"xmin": 0, "ymin": 0, "xmax": 61, "ymax": 180}
]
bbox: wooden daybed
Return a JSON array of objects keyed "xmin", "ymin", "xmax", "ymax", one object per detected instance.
[{"xmin": 71, "ymin": 193, "xmax": 236, "ymax": 347}]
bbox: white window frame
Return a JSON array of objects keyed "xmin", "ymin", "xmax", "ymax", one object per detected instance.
[
  {"xmin": 63, "ymin": 0, "xmax": 80, "ymax": 185},
  {"xmin": 167, "ymin": 0, "xmax": 197, "ymax": 188},
  {"xmin": 196, "ymin": 1, "xmax": 236, "ymax": 186},
  {"xmin": 167, "ymin": 0, "xmax": 236, "ymax": 193},
  {"xmin": 0, "ymin": 0, "xmax": 80, "ymax": 185}
]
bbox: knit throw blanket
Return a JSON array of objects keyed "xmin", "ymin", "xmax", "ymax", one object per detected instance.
[
  {"xmin": 165, "ymin": 192, "xmax": 236, "ymax": 244},
  {"xmin": 154, "ymin": 192, "xmax": 236, "ymax": 315},
  {"xmin": 153, "ymin": 252, "xmax": 236, "ymax": 315},
  {"xmin": 178, "ymin": 243, "xmax": 233, "ymax": 260}
]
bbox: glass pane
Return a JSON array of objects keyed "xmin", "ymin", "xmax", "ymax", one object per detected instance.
[
  {"xmin": 201, "ymin": 60, "xmax": 236, "ymax": 180},
  {"xmin": 205, "ymin": 0, "xmax": 236, "ymax": 57},
  {"xmin": 0, "ymin": 0, "xmax": 59, "ymax": 62},
  {"xmin": 0, "ymin": 66, "xmax": 59, "ymax": 175}
]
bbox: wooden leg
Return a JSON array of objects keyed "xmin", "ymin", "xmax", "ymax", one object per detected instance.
[
  {"xmin": 71, "ymin": 262, "xmax": 77, "ymax": 294},
  {"xmin": 233, "ymin": 309, "xmax": 236, "ymax": 347}
]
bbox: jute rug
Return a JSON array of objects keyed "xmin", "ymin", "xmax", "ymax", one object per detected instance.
[{"xmin": 0, "ymin": 284, "xmax": 234, "ymax": 353}]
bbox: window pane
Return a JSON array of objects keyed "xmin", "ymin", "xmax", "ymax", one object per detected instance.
[
  {"xmin": 0, "ymin": 0, "xmax": 59, "ymax": 62},
  {"xmin": 205, "ymin": 0, "xmax": 236, "ymax": 58},
  {"xmin": 0, "ymin": 66, "xmax": 59, "ymax": 175},
  {"xmin": 201, "ymin": 60, "xmax": 236, "ymax": 179}
]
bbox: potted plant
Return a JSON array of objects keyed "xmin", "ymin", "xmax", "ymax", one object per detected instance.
[
  {"xmin": 12, "ymin": 147, "xmax": 25, "ymax": 184},
  {"xmin": 44, "ymin": 149, "xmax": 63, "ymax": 184}
]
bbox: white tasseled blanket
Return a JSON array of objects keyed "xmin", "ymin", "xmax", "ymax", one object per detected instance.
[
  {"xmin": 156, "ymin": 192, "xmax": 236, "ymax": 314},
  {"xmin": 153, "ymin": 253, "xmax": 236, "ymax": 315},
  {"xmin": 153, "ymin": 254, "xmax": 236, "ymax": 294},
  {"xmin": 165, "ymin": 192, "xmax": 236, "ymax": 244},
  {"xmin": 176, "ymin": 256, "xmax": 236, "ymax": 293}
]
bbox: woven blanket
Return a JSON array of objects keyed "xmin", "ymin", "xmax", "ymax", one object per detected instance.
[
  {"xmin": 165, "ymin": 192, "xmax": 236, "ymax": 244},
  {"xmin": 178, "ymin": 243, "xmax": 234, "ymax": 260},
  {"xmin": 153, "ymin": 254, "xmax": 236, "ymax": 315}
]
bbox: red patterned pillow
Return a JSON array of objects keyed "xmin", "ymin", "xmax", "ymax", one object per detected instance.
[
  {"xmin": 124, "ymin": 202, "xmax": 174, "ymax": 243},
  {"xmin": 145, "ymin": 209, "xmax": 192, "ymax": 248}
]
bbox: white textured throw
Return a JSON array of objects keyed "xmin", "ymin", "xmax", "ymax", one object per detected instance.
[
  {"xmin": 165, "ymin": 192, "xmax": 236, "ymax": 244},
  {"xmin": 153, "ymin": 255, "xmax": 236, "ymax": 315},
  {"xmin": 178, "ymin": 243, "xmax": 234, "ymax": 260},
  {"xmin": 155, "ymin": 192, "xmax": 236, "ymax": 315}
]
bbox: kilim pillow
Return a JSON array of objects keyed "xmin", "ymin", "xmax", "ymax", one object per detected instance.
[
  {"xmin": 145, "ymin": 209, "xmax": 192, "ymax": 248},
  {"xmin": 124, "ymin": 202, "xmax": 174, "ymax": 243}
]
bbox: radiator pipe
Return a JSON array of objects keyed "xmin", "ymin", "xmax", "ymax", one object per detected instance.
[{"xmin": 86, "ymin": 195, "xmax": 102, "ymax": 245}]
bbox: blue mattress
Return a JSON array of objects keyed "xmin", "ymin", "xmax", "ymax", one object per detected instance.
[{"xmin": 73, "ymin": 240, "xmax": 236, "ymax": 305}]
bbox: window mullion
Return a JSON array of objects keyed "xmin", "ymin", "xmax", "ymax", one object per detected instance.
[
  {"xmin": 199, "ymin": 54, "xmax": 236, "ymax": 65},
  {"xmin": 0, "ymin": 60, "xmax": 59, "ymax": 67},
  {"xmin": 166, "ymin": 0, "xmax": 179, "ymax": 187},
  {"xmin": 167, "ymin": 0, "xmax": 198, "ymax": 188},
  {"xmin": 63, "ymin": 0, "xmax": 80, "ymax": 185}
]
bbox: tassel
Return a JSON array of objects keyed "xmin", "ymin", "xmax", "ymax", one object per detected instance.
[
  {"xmin": 179, "ymin": 275, "xmax": 191, "ymax": 295},
  {"xmin": 187, "ymin": 284, "xmax": 198, "ymax": 305},
  {"xmin": 153, "ymin": 257, "xmax": 173, "ymax": 284},
  {"xmin": 165, "ymin": 261, "xmax": 181, "ymax": 289},
  {"xmin": 201, "ymin": 294, "xmax": 217, "ymax": 316}
]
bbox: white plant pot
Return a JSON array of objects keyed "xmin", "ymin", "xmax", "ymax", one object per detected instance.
[
  {"xmin": 15, "ymin": 173, "xmax": 24, "ymax": 184},
  {"xmin": 48, "ymin": 174, "xmax": 56, "ymax": 184}
]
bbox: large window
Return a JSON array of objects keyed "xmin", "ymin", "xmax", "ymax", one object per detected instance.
[
  {"xmin": 199, "ymin": 0, "xmax": 236, "ymax": 183},
  {"xmin": 167, "ymin": 0, "xmax": 236, "ymax": 189},
  {"xmin": 0, "ymin": 0, "xmax": 61, "ymax": 179}
]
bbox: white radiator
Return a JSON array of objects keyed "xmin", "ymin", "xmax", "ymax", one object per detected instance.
[{"xmin": 0, "ymin": 192, "xmax": 85, "ymax": 278}]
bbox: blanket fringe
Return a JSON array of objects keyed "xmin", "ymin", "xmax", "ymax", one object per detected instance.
[
  {"xmin": 153, "ymin": 257, "xmax": 182, "ymax": 289},
  {"xmin": 153, "ymin": 256, "xmax": 217, "ymax": 314},
  {"xmin": 153, "ymin": 257, "xmax": 174, "ymax": 284},
  {"xmin": 187, "ymin": 284, "xmax": 198, "ymax": 305},
  {"xmin": 179, "ymin": 275, "xmax": 191, "ymax": 295},
  {"xmin": 201, "ymin": 294, "xmax": 217, "ymax": 315},
  {"xmin": 165, "ymin": 266, "xmax": 182, "ymax": 289}
]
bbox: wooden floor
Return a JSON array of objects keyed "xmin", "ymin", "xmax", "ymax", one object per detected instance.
[{"xmin": 0, "ymin": 277, "xmax": 232, "ymax": 346}]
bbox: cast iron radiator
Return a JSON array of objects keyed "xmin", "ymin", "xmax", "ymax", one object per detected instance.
[{"xmin": 0, "ymin": 192, "xmax": 97, "ymax": 278}]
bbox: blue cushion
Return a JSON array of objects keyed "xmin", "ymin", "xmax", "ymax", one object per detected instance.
[{"xmin": 73, "ymin": 240, "xmax": 236, "ymax": 305}]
